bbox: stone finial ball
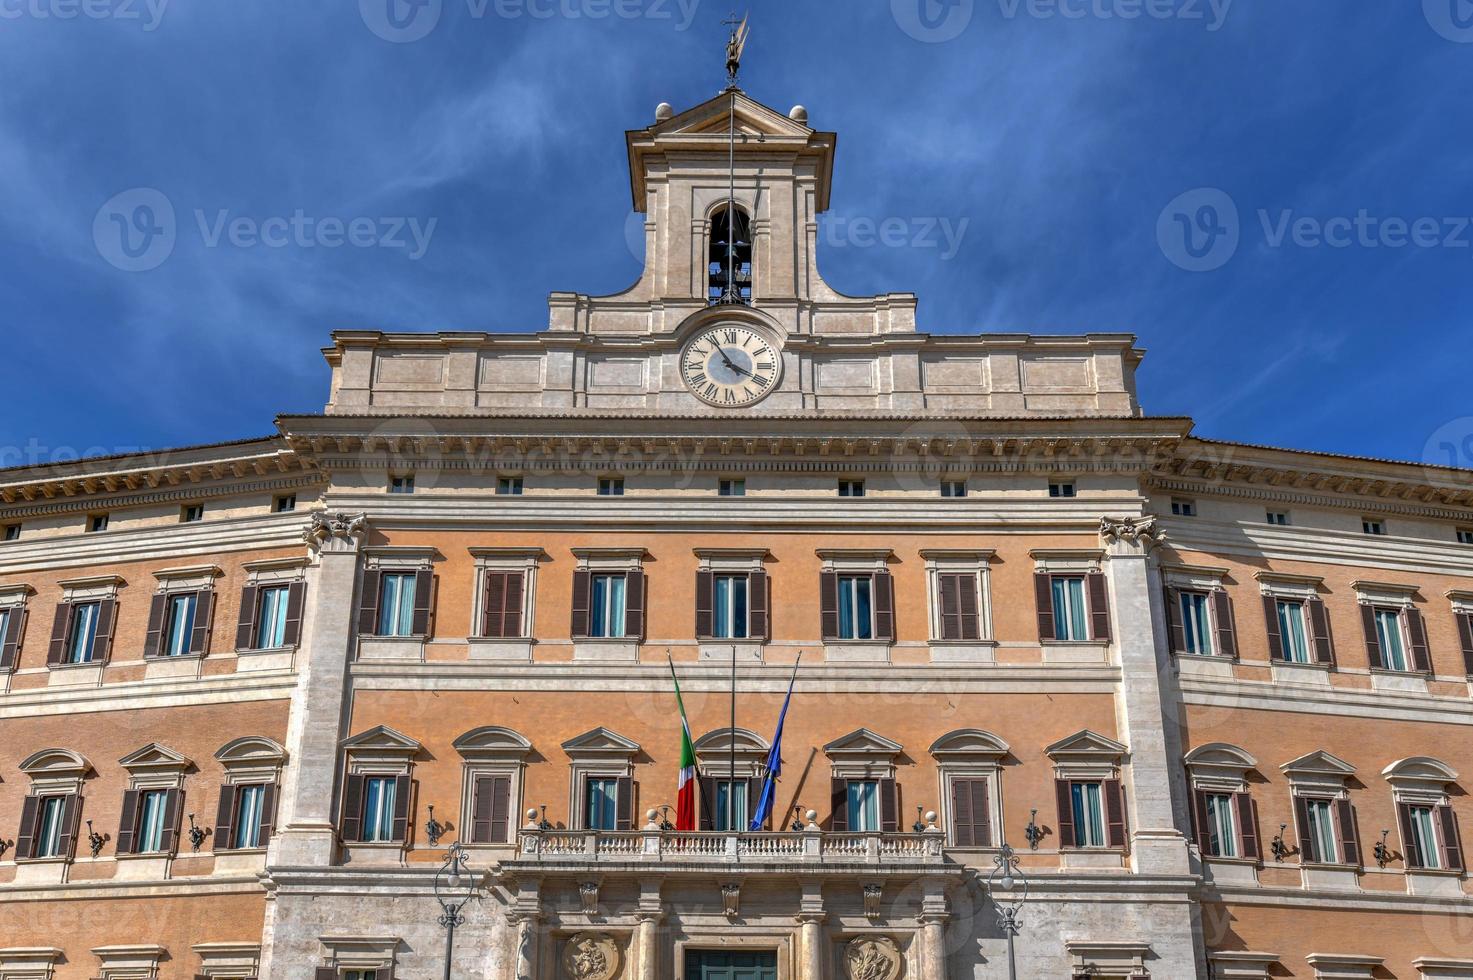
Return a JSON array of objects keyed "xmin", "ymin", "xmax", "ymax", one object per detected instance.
[
  {"xmin": 805, "ymin": 809, "xmax": 818, "ymax": 822},
  {"xmin": 925, "ymin": 811, "xmax": 938, "ymax": 824},
  {"xmin": 655, "ymin": 102, "xmax": 675, "ymax": 122},
  {"xmin": 647, "ymin": 808, "xmax": 660, "ymax": 821},
  {"xmin": 527, "ymin": 808, "xmax": 539, "ymax": 821},
  {"xmin": 788, "ymin": 105, "xmax": 808, "ymax": 125}
]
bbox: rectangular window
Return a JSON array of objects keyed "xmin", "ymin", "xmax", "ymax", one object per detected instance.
[
  {"xmin": 719, "ymin": 479, "xmax": 745, "ymax": 497},
  {"xmin": 1459, "ymin": 529, "xmax": 1473, "ymax": 545},
  {"xmin": 1051, "ymin": 576, "xmax": 1088, "ymax": 641},
  {"xmin": 1305, "ymin": 798, "xmax": 1337, "ymax": 864},
  {"xmin": 1374, "ymin": 607, "xmax": 1408, "ymax": 672},
  {"xmin": 497, "ymin": 476, "xmax": 523, "ymax": 495},
  {"xmin": 1362, "ymin": 518, "xmax": 1386, "ymax": 536},
  {"xmin": 846, "ymin": 780, "xmax": 880, "ymax": 832},
  {"xmin": 480, "ymin": 570, "xmax": 526, "ymax": 639},
  {"xmin": 1171, "ymin": 499, "xmax": 1197, "ymax": 517},
  {"xmin": 1406, "ymin": 805, "xmax": 1442, "ymax": 870},
  {"xmin": 940, "ymin": 480, "xmax": 967, "ymax": 498},
  {"xmin": 33, "ymin": 796, "xmax": 66, "ymax": 859},
  {"xmin": 3, "ymin": 524, "xmax": 20, "ymax": 541},
  {"xmin": 361, "ymin": 776, "xmax": 398, "ymax": 843},
  {"xmin": 1070, "ymin": 782, "xmax": 1107, "ymax": 847},
  {"xmin": 1267, "ymin": 511, "xmax": 1290, "ymax": 526},
  {"xmin": 585, "ymin": 777, "xmax": 620, "ymax": 830},
  {"xmin": 180, "ymin": 504, "xmax": 204, "ymax": 523},
  {"xmin": 345, "ymin": 972, "xmax": 378, "ymax": 980},
  {"xmin": 1179, "ymin": 591, "xmax": 1214, "ymax": 656},
  {"xmin": 273, "ymin": 494, "xmax": 297, "ymax": 513},
  {"xmin": 589, "ymin": 573, "xmax": 627, "ymax": 639},
  {"xmin": 1276, "ymin": 599, "xmax": 1311, "ymax": 664},
  {"xmin": 837, "ymin": 480, "xmax": 865, "ymax": 498},
  {"xmin": 712, "ymin": 574, "xmax": 749, "ymax": 640},
  {"xmin": 255, "ymin": 585, "xmax": 291, "ymax": 650},
  {"xmin": 233, "ymin": 784, "xmax": 267, "ymax": 849},
  {"xmin": 1204, "ymin": 792, "xmax": 1238, "ymax": 858},
  {"xmin": 713, "ymin": 779, "xmax": 749, "ymax": 832},
  {"xmin": 598, "ymin": 478, "xmax": 624, "ymax": 497},
  {"xmin": 836, "ymin": 574, "xmax": 874, "ymax": 640},
  {"xmin": 88, "ymin": 514, "xmax": 110, "ymax": 533},
  {"xmin": 161, "ymin": 592, "xmax": 198, "ymax": 658},
  {"xmin": 1048, "ymin": 482, "xmax": 1076, "ymax": 498},
  {"xmin": 136, "ymin": 790, "xmax": 169, "ymax": 853},
  {"xmin": 67, "ymin": 601, "xmax": 101, "ymax": 664},
  {"xmin": 376, "ymin": 572, "xmax": 418, "ymax": 637},
  {"xmin": 389, "ymin": 475, "xmax": 415, "ymax": 495}
]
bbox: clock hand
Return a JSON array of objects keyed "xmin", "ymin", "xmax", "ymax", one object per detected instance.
[{"xmin": 717, "ymin": 349, "xmax": 753, "ymax": 378}]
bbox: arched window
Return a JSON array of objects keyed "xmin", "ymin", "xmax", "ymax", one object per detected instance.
[{"xmin": 708, "ymin": 204, "xmax": 753, "ymax": 305}]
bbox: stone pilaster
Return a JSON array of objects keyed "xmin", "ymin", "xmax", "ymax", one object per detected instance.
[
  {"xmin": 918, "ymin": 877, "xmax": 951, "ymax": 980},
  {"xmin": 635, "ymin": 877, "xmax": 664, "ymax": 980},
  {"xmin": 796, "ymin": 882, "xmax": 826, "ymax": 980},
  {"xmin": 1099, "ymin": 516, "xmax": 1191, "ymax": 877}
]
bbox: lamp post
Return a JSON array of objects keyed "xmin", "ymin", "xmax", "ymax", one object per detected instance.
[
  {"xmin": 987, "ymin": 842, "xmax": 1029, "ymax": 980},
  {"xmin": 433, "ymin": 842, "xmax": 478, "ymax": 980}
]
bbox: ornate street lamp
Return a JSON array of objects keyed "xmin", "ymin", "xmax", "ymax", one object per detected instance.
[
  {"xmin": 434, "ymin": 842, "xmax": 478, "ymax": 980},
  {"xmin": 987, "ymin": 842, "xmax": 1029, "ymax": 980}
]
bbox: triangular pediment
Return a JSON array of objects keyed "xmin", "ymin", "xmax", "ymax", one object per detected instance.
[
  {"xmin": 118, "ymin": 742, "xmax": 192, "ymax": 772},
  {"xmin": 1044, "ymin": 730, "xmax": 1127, "ymax": 760},
  {"xmin": 341, "ymin": 725, "xmax": 422, "ymax": 754},
  {"xmin": 650, "ymin": 91, "xmax": 814, "ymax": 141},
  {"xmin": 1280, "ymin": 749, "xmax": 1356, "ymax": 778},
  {"xmin": 561, "ymin": 727, "xmax": 641, "ymax": 758},
  {"xmin": 823, "ymin": 728, "xmax": 903, "ymax": 758},
  {"xmin": 929, "ymin": 729, "xmax": 1010, "ymax": 760}
]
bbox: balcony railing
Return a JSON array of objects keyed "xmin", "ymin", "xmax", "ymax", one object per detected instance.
[{"xmin": 513, "ymin": 826, "xmax": 946, "ymax": 866}]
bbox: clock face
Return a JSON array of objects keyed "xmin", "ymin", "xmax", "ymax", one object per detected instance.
[{"xmin": 680, "ymin": 325, "xmax": 781, "ymax": 407}]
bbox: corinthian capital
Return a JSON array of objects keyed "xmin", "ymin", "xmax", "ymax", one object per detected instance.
[
  {"xmin": 1099, "ymin": 515, "xmax": 1164, "ymax": 553},
  {"xmin": 303, "ymin": 511, "xmax": 369, "ymax": 554}
]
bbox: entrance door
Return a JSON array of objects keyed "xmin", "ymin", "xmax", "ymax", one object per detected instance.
[{"xmin": 684, "ymin": 950, "xmax": 778, "ymax": 980}]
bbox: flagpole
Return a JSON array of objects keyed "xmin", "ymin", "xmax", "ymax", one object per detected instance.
[{"xmin": 729, "ymin": 641, "xmax": 737, "ymax": 834}]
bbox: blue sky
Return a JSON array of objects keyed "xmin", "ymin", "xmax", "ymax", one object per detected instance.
[{"xmin": 2, "ymin": 0, "xmax": 1471, "ymax": 470}]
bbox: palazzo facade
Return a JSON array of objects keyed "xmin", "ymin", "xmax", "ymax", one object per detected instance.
[{"xmin": 0, "ymin": 90, "xmax": 1471, "ymax": 980}]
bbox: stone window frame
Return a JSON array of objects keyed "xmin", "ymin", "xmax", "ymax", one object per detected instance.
[
  {"xmin": 0, "ymin": 947, "xmax": 63, "ymax": 980},
  {"xmin": 569, "ymin": 548, "xmax": 648, "ymax": 660},
  {"xmin": 358, "ymin": 547, "xmax": 436, "ymax": 658},
  {"xmin": 1303, "ymin": 953, "xmax": 1382, "ymax": 980},
  {"xmin": 694, "ymin": 547, "xmax": 770, "ymax": 659},
  {"xmin": 467, "ymin": 548, "xmax": 545, "ymax": 656},
  {"xmin": 115, "ymin": 744, "xmax": 191, "ymax": 868},
  {"xmin": 339, "ymin": 727, "xmax": 421, "ymax": 855},
  {"xmin": 823, "ymin": 728, "xmax": 903, "ymax": 781},
  {"xmin": 89, "ymin": 945, "xmax": 165, "ymax": 980},
  {"xmin": 1029, "ymin": 549, "xmax": 1110, "ymax": 651},
  {"xmin": 1280, "ymin": 750, "xmax": 1358, "ymax": 869},
  {"xmin": 1064, "ymin": 939, "xmax": 1152, "ymax": 978},
  {"xmin": 144, "ymin": 564, "xmax": 222, "ymax": 667},
  {"xmin": 1255, "ymin": 571, "xmax": 1334, "ymax": 672},
  {"xmin": 1207, "ymin": 951, "xmax": 1281, "ymax": 980},
  {"xmin": 1183, "ymin": 743, "xmax": 1261, "ymax": 866},
  {"xmin": 1350, "ymin": 580, "xmax": 1429, "ymax": 676},
  {"xmin": 929, "ymin": 729, "xmax": 1009, "ymax": 850},
  {"xmin": 692, "ymin": 727, "xmax": 770, "ymax": 780},
  {"xmin": 1045, "ymin": 730, "xmax": 1129, "ymax": 853},
  {"xmin": 15, "ymin": 749, "xmax": 91, "ymax": 867},
  {"xmin": 237, "ymin": 558, "xmax": 310, "ymax": 659},
  {"xmin": 1160, "ymin": 563, "xmax": 1234, "ymax": 660},
  {"xmin": 0, "ymin": 584, "xmax": 34, "ymax": 674},
  {"xmin": 50, "ymin": 574, "xmax": 126, "ymax": 673},
  {"xmin": 560, "ymin": 727, "xmax": 641, "ymax": 831},
  {"xmin": 191, "ymin": 942, "xmax": 260, "ymax": 979},
  {"xmin": 1381, "ymin": 757, "xmax": 1463, "ymax": 878},
  {"xmin": 452, "ymin": 726, "xmax": 533, "ymax": 848},
  {"xmin": 817, "ymin": 548, "xmax": 896, "ymax": 660},
  {"xmin": 318, "ymin": 937, "xmax": 400, "ymax": 977},
  {"xmin": 213, "ymin": 737, "xmax": 287, "ymax": 857},
  {"xmin": 921, "ymin": 549, "xmax": 995, "ymax": 659}
]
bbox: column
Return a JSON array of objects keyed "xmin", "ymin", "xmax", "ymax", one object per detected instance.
[
  {"xmin": 919, "ymin": 877, "xmax": 950, "ymax": 980},
  {"xmin": 797, "ymin": 881, "xmax": 826, "ymax": 980},
  {"xmin": 1100, "ymin": 516, "xmax": 1191, "ymax": 876},
  {"xmin": 635, "ymin": 877, "xmax": 664, "ymax": 980},
  {"xmin": 511, "ymin": 913, "xmax": 541, "ymax": 980},
  {"xmin": 269, "ymin": 512, "xmax": 369, "ymax": 868}
]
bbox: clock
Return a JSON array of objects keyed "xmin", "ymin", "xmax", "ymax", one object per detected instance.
[{"xmin": 680, "ymin": 324, "xmax": 781, "ymax": 407}]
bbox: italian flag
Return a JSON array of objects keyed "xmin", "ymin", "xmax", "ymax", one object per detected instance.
[{"xmin": 669, "ymin": 658, "xmax": 698, "ymax": 831}]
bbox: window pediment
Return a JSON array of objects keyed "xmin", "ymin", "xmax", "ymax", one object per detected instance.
[
  {"xmin": 117, "ymin": 743, "xmax": 191, "ymax": 775},
  {"xmin": 928, "ymin": 729, "xmax": 1009, "ymax": 761},
  {"xmin": 561, "ymin": 727, "xmax": 640, "ymax": 760},
  {"xmin": 1282, "ymin": 750, "xmax": 1355, "ymax": 796},
  {"xmin": 342, "ymin": 725, "xmax": 422, "ymax": 760},
  {"xmin": 693, "ymin": 728, "xmax": 769, "ymax": 776},
  {"xmin": 453, "ymin": 726, "xmax": 533, "ymax": 762},
  {"xmin": 19, "ymin": 748, "xmax": 90, "ymax": 780},
  {"xmin": 1184, "ymin": 743, "xmax": 1257, "ymax": 792},
  {"xmin": 214, "ymin": 736, "xmax": 287, "ymax": 768},
  {"xmin": 1382, "ymin": 757, "xmax": 1457, "ymax": 803},
  {"xmin": 823, "ymin": 728, "xmax": 902, "ymax": 759},
  {"xmin": 1045, "ymin": 729, "xmax": 1126, "ymax": 761}
]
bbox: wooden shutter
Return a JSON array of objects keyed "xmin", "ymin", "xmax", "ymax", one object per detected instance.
[
  {"xmin": 281, "ymin": 582, "xmax": 306, "ymax": 647},
  {"xmin": 489, "ymin": 775, "xmax": 511, "ymax": 843},
  {"xmin": 1458, "ymin": 612, "xmax": 1473, "ymax": 676},
  {"xmin": 698, "ymin": 775, "xmax": 718, "ymax": 831},
  {"xmin": 956, "ymin": 572, "xmax": 980, "ymax": 640},
  {"xmin": 1034, "ymin": 573, "xmax": 1056, "ymax": 642},
  {"xmin": 214, "ymin": 785, "xmax": 238, "ymax": 850},
  {"xmin": 1213, "ymin": 591, "xmax": 1239, "ymax": 659},
  {"xmin": 1054, "ymin": 779, "xmax": 1075, "ymax": 848},
  {"xmin": 1164, "ymin": 588, "xmax": 1186, "ymax": 654},
  {"xmin": 748, "ymin": 570, "xmax": 769, "ymax": 641},
  {"xmin": 830, "ymin": 778, "xmax": 849, "ymax": 832},
  {"xmin": 235, "ymin": 585, "xmax": 259, "ymax": 651},
  {"xmin": 391, "ymin": 774, "xmax": 412, "ymax": 843},
  {"xmin": 570, "ymin": 570, "xmax": 591, "ymax": 638},
  {"xmin": 819, "ymin": 572, "xmax": 840, "ymax": 640},
  {"xmin": 1293, "ymin": 796, "xmax": 1314, "ymax": 862},
  {"xmin": 615, "ymin": 776, "xmax": 635, "ymax": 831},
  {"xmin": 57, "ymin": 794, "xmax": 81, "ymax": 861},
  {"xmin": 91, "ymin": 598, "xmax": 118, "ymax": 664},
  {"xmin": 1360, "ymin": 604, "xmax": 1384, "ymax": 670},
  {"xmin": 951, "ymin": 778, "xmax": 990, "ymax": 848},
  {"xmin": 159, "ymin": 788, "xmax": 182, "ymax": 855},
  {"xmin": 142, "ymin": 593, "xmax": 168, "ymax": 659},
  {"xmin": 339, "ymin": 774, "xmax": 365, "ymax": 843},
  {"xmin": 624, "ymin": 570, "xmax": 646, "ymax": 642},
  {"xmin": 747, "ymin": 777, "xmax": 764, "ymax": 829},
  {"xmin": 879, "ymin": 777, "xmax": 899, "ymax": 832},
  {"xmin": 189, "ymin": 589, "xmax": 215, "ymax": 655},
  {"xmin": 472, "ymin": 775, "xmax": 496, "ymax": 843},
  {"xmin": 0, "ymin": 605, "xmax": 26, "ymax": 670},
  {"xmin": 1397, "ymin": 803, "xmax": 1422, "ymax": 868},
  {"xmin": 1262, "ymin": 595, "xmax": 1285, "ymax": 661},
  {"xmin": 411, "ymin": 568, "xmax": 433, "ymax": 637},
  {"xmin": 694, "ymin": 570, "xmax": 714, "ymax": 639},
  {"xmin": 257, "ymin": 783, "xmax": 277, "ymax": 844},
  {"xmin": 1087, "ymin": 571, "xmax": 1111, "ymax": 642},
  {"xmin": 1437, "ymin": 805, "xmax": 1464, "ymax": 872},
  {"xmin": 1191, "ymin": 788, "xmax": 1212, "ymax": 854},
  {"xmin": 938, "ymin": 574, "xmax": 963, "ymax": 641},
  {"xmin": 46, "ymin": 602, "xmax": 72, "ymax": 666},
  {"xmin": 482, "ymin": 571, "xmax": 524, "ymax": 638},
  {"xmin": 502, "ymin": 571, "xmax": 524, "ymax": 638},
  {"xmin": 15, "ymin": 796, "xmax": 39, "ymax": 860},
  {"xmin": 1307, "ymin": 597, "xmax": 1336, "ymax": 666},
  {"xmin": 1335, "ymin": 798, "xmax": 1359, "ymax": 866},
  {"xmin": 1406, "ymin": 607, "xmax": 1432, "ymax": 673},
  {"xmin": 1104, "ymin": 778, "xmax": 1127, "ymax": 848},
  {"xmin": 1235, "ymin": 793, "xmax": 1260, "ymax": 861},
  {"xmin": 117, "ymin": 789, "xmax": 140, "ymax": 854},
  {"xmin": 357, "ymin": 569, "xmax": 382, "ymax": 636},
  {"xmin": 873, "ymin": 572, "xmax": 896, "ymax": 642}
]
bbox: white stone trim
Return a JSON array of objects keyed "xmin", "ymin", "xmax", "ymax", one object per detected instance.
[
  {"xmin": 0, "ymin": 948, "xmax": 61, "ymax": 980},
  {"xmin": 1028, "ymin": 549, "xmax": 1103, "ymax": 573},
  {"xmin": 823, "ymin": 728, "xmax": 902, "ymax": 779},
  {"xmin": 1207, "ymin": 951, "xmax": 1280, "ymax": 979},
  {"xmin": 1064, "ymin": 939, "xmax": 1151, "ymax": 977},
  {"xmin": 1281, "ymin": 751, "xmax": 1355, "ymax": 798},
  {"xmin": 1304, "ymin": 952, "xmax": 1382, "ymax": 980},
  {"xmin": 922, "ymin": 549, "xmax": 994, "ymax": 648},
  {"xmin": 241, "ymin": 556, "xmax": 309, "ymax": 585},
  {"xmin": 453, "ymin": 726, "xmax": 532, "ymax": 847},
  {"xmin": 319, "ymin": 936, "xmax": 399, "ymax": 974},
  {"xmin": 1044, "ymin": 729, "xmax": 1126, "ymax": 781},
  {"xmin": 363, "ymin": 546, "xmax": 436, "ymax": 571},
  {"xmin": 571, "ymin": 548, "xmax": 647, "ymax": 571},
  {"xmin": 149, "ymin": 564, "xmax": 223, "ymax": 592},
  {"xmin": 1446, "ymin": 590, "xmax": 1473, "ymax": 614},
  {"xmin": 17, "ymin": 748, "xmax": 90, "ymax": 795},
  {"xmin": 468, "ymin": 547, "xmax": 543, "ymax": 642},
  {"xmin": 1255, "ymin": 571, "xmax": 1324, "ymax": 599},
  {"xmin": 215, "ymin": 736, "xmax": 287, "ymax": 786},
  {"xmin": 1183, "ymin": 743, "xmax": 1257, "ymax": 794},
  {"xmin": 692, "ymin": 727, "xmax": 769, "ymax": 779},
  {"xmin": 191, "ymin": 942, "xmax": 260, "ymax": 979},
  {"xmin": 561, "ymin": 727, "xmax": 639, "ymax": 829},
  {"xmin": 1382, "ymin": 757, "xmax": 1457, "ymax": 806},
  {"xmin": 1159, "ymin": 562, "xmax": 1230, "ymax": 593},
  {"xmin": 693, "ymin": 547, "xmax": 769, "ymax": 572},
  {"xmin": 1414, "ymin": 957, "xmax": 1473, "ymax": 980},
  {"xmin": 815, "ymin": 548, "xmax": 893, "ymax": 572},
  {"xmin": 118, "ymin": 743, "xmax": 191, "ymax": 791},
  {"xmin": 0, "ymin": 585, "xmax": 34, "ymax": 608},
  {"xmin": 1350, "ymin": 579, "xmax": 1420, "ymax": 609},
  {"xmin": 929, "ymin": 730, "xmax": 1009, "ymax": 849},
  {"xmin": 57, "ymin": 575, "xmax": 124, "ymax": 602},
  {"xmin": 342, "ymin": 726, "xmax": 421, "ymax": 772},
  {"xmin": 90, "ymin": 945, "xmax": 165, "ymax": 980}
]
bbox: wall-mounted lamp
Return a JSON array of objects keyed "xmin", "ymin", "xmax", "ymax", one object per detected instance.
[
  {"xmin": 86, "ymin": 820, "xmax": 107, "ymax": 859},
  {"xmin": 425, "ymin": 805, "xmax": 446, "ymax": 847},
  {"xmin": 1270, "ymin": 823, "xmax": 1291, "ymax": 863},
  {"xmin": 1023, "ymin": 809, "xmax": 1044, "ymax": 851},
  {"xmin": 1373, "ymin": 829, "xmax": 1393, "ymax": 869},
  {"xmin": 187, "ymin": 813, "xmax": 208, "ymax": 853}
]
